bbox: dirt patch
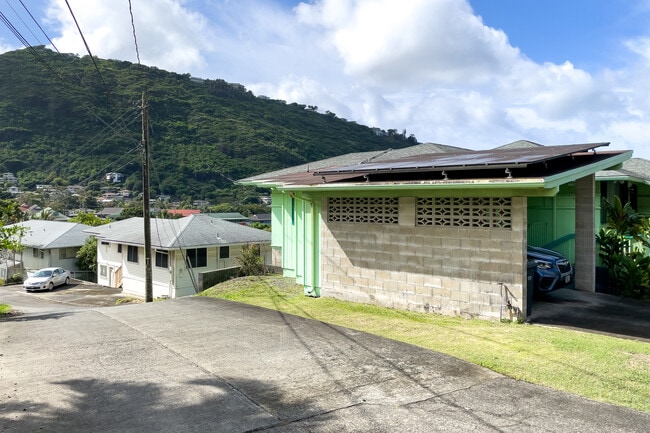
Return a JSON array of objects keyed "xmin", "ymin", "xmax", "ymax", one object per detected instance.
[{"xmin": 0, "ymin": 309, "xmax": 23, "ymax": 318}]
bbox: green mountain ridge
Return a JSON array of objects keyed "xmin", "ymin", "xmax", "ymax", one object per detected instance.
[{"xmin": 0, "ymin": 46, "xmax": 417, "ymax": 203}]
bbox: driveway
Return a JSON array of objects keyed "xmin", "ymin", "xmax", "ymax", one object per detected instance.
[
  {"xmin": 1, "ymin": 296, "xmax": 648, "ymax": 433},
  {"xmin": 1, "ymin": 280, "xmax": 130, "ymax": 312},
  {"xmin": 529, "ymin": 288, "xmax": 650, "ymax": 342}
]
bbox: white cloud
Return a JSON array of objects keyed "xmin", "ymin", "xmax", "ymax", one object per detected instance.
[
  {"xmin": 296, "ymin": 0, "xmax": 520, "ymax": 88},
  {"xmin": 46, "ymin": 0, "xmax": 211, "ymax": 72},
  {"xmin": 0, "ymin": 40, "xmax": 13, "ymax": 54}
]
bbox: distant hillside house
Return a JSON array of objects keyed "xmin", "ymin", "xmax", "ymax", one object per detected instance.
[
  {"xmin": 105, "ymin": 172, "xmax": 125, "ymax": 183},
  {"xmin": 1, "ymin": 172, "xmax": 17, "ymax": 184},
  {"xmin": 85, "ymin": 214, "xmax": 272, "ymax": 299}
]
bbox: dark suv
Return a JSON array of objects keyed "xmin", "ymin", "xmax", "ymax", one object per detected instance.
[{"xmin": 527, "ymin": 245, "xmax": 573, "ymax": 294}]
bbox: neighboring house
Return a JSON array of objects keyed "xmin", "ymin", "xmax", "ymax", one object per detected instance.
[
  {"xmin": 239, "ymin": 142, "xmax": 630, "ymax": 321},
  {"xmin": 164, "ymin": 209, "xmax": 200, "ymax": 217},
  {"xmin": 97, "ymin": 207, "xmax": 125, "ymax": 219},
  {"xmin": 85, "ymin": 214, "xmax": 272, "ymax": 299},
  {"xmin": 596, "ymin": 157, "xmax": 650, "ymax": 217},
  {"xmin": 25, "ymin": 206, "xmax": 70, "ymax": 221},
  {"xmin": 2, "ymin": 220, "xmax": 93, "ymax": 277},
  {"xmin": 250, "ymin": 214, "xmax": 272, "ymax": 225},
  {"xmin": 205, "ymin": 212, "xmax": 250, "ymax": 224}
]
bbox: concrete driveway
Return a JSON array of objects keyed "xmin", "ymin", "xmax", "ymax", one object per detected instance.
[
  {"xmin": 529, "ymin": 288, "xmax": 650, "ymax": 342},
  {"xmin": 1, "ymin": 296, "xmax": 649, "ymax": 433}
]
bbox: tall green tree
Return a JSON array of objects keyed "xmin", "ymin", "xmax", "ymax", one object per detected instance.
[
  {"xmin": 76, "ymin": 236, "xmax": 97, "ymax": 274},
  {"xmin": 0, "ymin": 199, "xmax": 24, "ymax": 225}
]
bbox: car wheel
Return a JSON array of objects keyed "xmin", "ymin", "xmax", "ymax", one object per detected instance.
[
  {"xmin": 48, "ymin": 282, "xmax": 54, "ymax": 291},
  {"xmin": 65, "ymin": 277, "xmax": 70, "ymax": 285}
]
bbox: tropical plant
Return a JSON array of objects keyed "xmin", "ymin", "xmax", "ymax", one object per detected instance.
[{"xmin": 596, "ymin": 196, "xmax": 650, "ymax": 298}]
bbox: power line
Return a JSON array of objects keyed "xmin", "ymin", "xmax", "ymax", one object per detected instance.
[
  {"xmin": 1, "ymin": 1, "xmax": 145, "ymax": 188},
  {"xmin": 128, "ymin": 0, "xmax": 141, "ymax": 65}
]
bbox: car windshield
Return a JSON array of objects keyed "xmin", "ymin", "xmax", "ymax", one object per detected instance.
[{"xmin": 33, "ymin": 270, "xmax": 53, "ymax": 278}]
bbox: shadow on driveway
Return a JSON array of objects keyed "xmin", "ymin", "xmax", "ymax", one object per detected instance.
[{"xmin": 528, "ymin": 288, "xmax": 650, "ymax": 342}]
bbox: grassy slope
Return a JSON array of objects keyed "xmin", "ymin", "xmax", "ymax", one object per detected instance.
[{"xmin": 199, "ymin": 275, "xmax": 650, "ymax": 414}]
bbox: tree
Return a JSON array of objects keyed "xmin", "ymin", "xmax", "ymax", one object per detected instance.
[
  {"xmin": 76, "ymin": 236, "xmax": 97, "ymax": 273},
  {"xmin": 0, "ymin": 225, "xmax": 26, "ymax": 276},
  {"xmin": 0, "ymin": 199, "xmax": 24, "ymax": 225},
  {"xmin": 69, "ymin": 211, "xmax": 109, "ymax": 227},
  {"xmin": 118, "ymin": 204, "xmax": 144, "ymax": 219}
]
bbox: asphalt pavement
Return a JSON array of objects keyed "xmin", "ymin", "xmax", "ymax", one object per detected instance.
[{"xmin": 1, "ymin": 287, "xmax": 649, "ymax": 433}]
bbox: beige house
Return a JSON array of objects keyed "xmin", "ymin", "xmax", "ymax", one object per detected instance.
[
  {"xmin": 86, "ymin": 214, "xmax": 271, "ymax": 299},
  {"xmin": 1, "ymin": 220, "xmax": 92, "ymax": 279}
]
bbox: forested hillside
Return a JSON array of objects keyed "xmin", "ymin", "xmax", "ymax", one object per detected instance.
[{"xmin": 0, "ymin": 47, "xmax": 416, "ymax": 202}]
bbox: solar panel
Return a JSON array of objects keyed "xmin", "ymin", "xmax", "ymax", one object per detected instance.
[{"xmin": 314, "ymin": 143, "xmax": 609, "ymax": 175}]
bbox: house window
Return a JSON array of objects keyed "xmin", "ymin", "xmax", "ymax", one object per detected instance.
[
  {"xmin": 327, "ymin": 197, "xmax": 399, "ymax": 224},
  {"xmin": 416, "ymin": 197, "xmax": 512, "ymax": 229},
  {"xmin": 219, "ymin": 246, "xmax": 229, "ymax": 259},
  {"xmin": 186, "ymin": 248, "xmax": 207, "ymax": 268},
  {"xmin": 127, "ymin": 245, "xmax": 139, "ymax": 263},
  {"xmin": 59, "ymin": 247, "xmax": 78, "ymax": 260},
  {"xmin": 32, "ymin": 248, "xmax": 43, "ymax": 259},
  {"xmin": 155, "ymin": 250, "xmax": 169, "ymax": 268},
  {"xmin": 100, "ymin": 265, "xmax": 107, "ymax": 277},
  {"xmin": 117, "ymin": 244, "xmax": 122, "ymax": 253}
]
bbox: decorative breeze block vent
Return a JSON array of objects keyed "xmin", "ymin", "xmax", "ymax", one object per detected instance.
[
  {"xmin": 328, "ymin": 197, "xmax": 399, "ymax": 224},
  {"xmin": 416, "ymin": 197, "xmax": 512, "ymax": 228}
]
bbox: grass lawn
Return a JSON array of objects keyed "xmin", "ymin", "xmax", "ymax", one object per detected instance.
[
  {"xmin": 0, "ymin": 303, "xmax": 11, "ymax": 316},
  {"xmin": 199, "ymin": 275, "xmax": 650, "ymax": 414}
]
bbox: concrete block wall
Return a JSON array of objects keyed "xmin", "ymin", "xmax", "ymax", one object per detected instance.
[{"xmin": 320, "ymin": 196, "xmax": 527, "ymax": 321}]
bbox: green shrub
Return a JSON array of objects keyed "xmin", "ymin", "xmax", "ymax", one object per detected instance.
[
  {"xmin": 7, "ymin": 273, "xmax": 22, "ymax": 284},
  {"xmin": 237, "ymin": 243, "xmax": 265, "ymax": 276}
]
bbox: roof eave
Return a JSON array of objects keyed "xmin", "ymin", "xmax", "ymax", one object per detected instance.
[
  {"xmin": 543, "ymin": 151, "xmax": 632, "ymax": 188},
  {"xmin": 272, "ymin": 179, "xmax": 560, "ymax": 197},
  {"xmin": 595, "ymin": 173, "xmax": 650, "ymax": 186}
]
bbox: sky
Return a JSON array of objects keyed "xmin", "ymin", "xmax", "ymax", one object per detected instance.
[{"xmin": 1, "ymin": 0, "xmax": 650, "ymax": 160}]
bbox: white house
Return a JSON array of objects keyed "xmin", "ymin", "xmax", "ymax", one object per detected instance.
[
  {"xmin": 85, "ymin": 214, "xmax": 272, "ymax": 299},
  {"xmin": 2, "ymin": 220, "xmax": 93, "ymax": 277}
]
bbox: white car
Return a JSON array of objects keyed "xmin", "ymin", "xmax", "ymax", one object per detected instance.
[{"xmin": 23, "ymin": 267, "xmax": 71, "ymax": 292}]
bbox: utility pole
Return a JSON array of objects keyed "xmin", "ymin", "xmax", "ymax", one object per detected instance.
[{"xmin": 142, "ymin": 92, "xmax": 153, "ymax": 302}]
